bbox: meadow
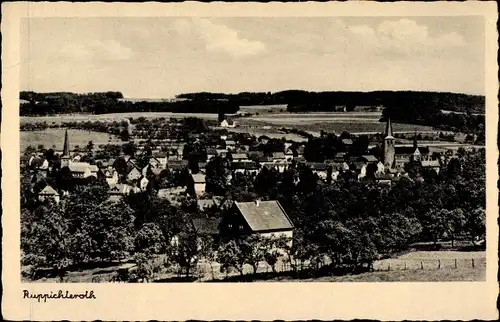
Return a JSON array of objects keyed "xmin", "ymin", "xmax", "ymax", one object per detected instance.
[
  {"xmin": 20, "ymin": 129, "xmax": 119, "ymax": 152},
  {"xmin": 20, "ymin": 112, "xmax": 219, "ymax": 125}
]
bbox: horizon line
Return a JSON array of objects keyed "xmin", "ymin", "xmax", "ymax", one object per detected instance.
[{"xmin": 19, "ymin": 88, "xmax": 486, "ymax": 98}]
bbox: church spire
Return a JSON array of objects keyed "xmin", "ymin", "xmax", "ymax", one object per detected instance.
[
  {"xmin": 63, "ymin": 129, "xmax": 70, "ymax": 156},
  {"xmin": 383, "ymin": 116, "xmax": 395, "ymax": 169},
  {"xmin": 413, "ymin": 128, "xmax": 418, "ymax": 150},
  {"xmin": 385, "ymin": 117, "xmax": 394, "ymax": 138}
]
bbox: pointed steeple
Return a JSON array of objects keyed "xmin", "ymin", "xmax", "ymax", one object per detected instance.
[
  {"xmin": 385, "ymin": 117, "xmax": 394, "ymax": 138},
  {"xmin": 63, "ymin": 129, "xmax": 70, "ymax": 156},
  {"xmin": 413, "ymin": 128, "xmax": 418, "ymax": 150}
]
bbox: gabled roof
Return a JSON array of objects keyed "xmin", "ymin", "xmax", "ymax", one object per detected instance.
[
  {"xmin": 127, "ymin": 167, "xmax": 141, "ymax": 176},
  {"xmin": 106, "ymin": 195, "xmax": 123, "ymax": 203},
  {"xmin": 422, "ymin": 160, "xmax": 440, "ymax": 167},
  {"xmin": 158, "ymin": 186, "xmax": 186, "ymax": 198},
  {"xmin": 361, "ymin": 155, "xmax": 378, "ymax": 163},
  {"xmin": 39, "ymin": 185, "xmax": 59, "ymax": 196},
  {"xmin": 192, "ymin": 173, "xmax": 206, "ymax": 183},
  {"xmin": 272, "ymin": 152, "xmax": 286, "ymax": 159},
  {"xmin": 231, "ymin": 153, "xmax": 248, "ymax": 160},
  {"xmin": 247, "ymin": 151, "xmax": 264, "ymax": 159},
  {"xmin": 232, "ymin": 161, "xmax": 259, "ymax": 170},
  {"xmin": 235, "ymin": 200, "xmax": 294, "ymax": 232},
  {"xmin": 341, "ymin": 138, "xmax": 353, "ymax": 145},
  {"xmin": 69, "ymin": 162, "xmax": 90, "ymax": 173},
  {"xmin": 109, "ymin": 184, "xmax": 131, "ymax": 195},
  {"xmin": 294, "ymin": 156, "xmax": 306, "ymax": 163},
  {"xmin": 307, "ymin": 162, "xmax": 329, "ymax": 171},
  {"xmin": 395, "ymin": 146, "xmax": 430, "ymax": 155}
]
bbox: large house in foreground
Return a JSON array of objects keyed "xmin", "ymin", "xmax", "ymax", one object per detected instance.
[{"xmin": 219, "ymin": 200, "xmax": 294, "ymax": 242}]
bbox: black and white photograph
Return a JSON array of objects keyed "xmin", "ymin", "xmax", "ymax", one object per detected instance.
[
  {"xmin": 2, "ymin": 1, "xmax": 498, "ymax": 321},
  {"xmin": 18, "ymin": 15, "xmax": 489, "ymax": 282}
]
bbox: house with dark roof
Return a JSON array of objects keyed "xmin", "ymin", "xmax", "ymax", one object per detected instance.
[
  {"xmin": 38, "ymin": 185, "xmax": 60, "ymax": 203},
  {"xmin": 220, "ymin": 200, "xmax": 294, "ymax": 241}
]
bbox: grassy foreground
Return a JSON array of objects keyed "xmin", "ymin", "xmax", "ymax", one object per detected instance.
[{"xmin": 275, "ymin": 267, "xmax": 486, "ymax": 282}]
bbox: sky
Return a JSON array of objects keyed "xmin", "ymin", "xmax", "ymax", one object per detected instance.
[{"xmin": 20, "ymin": 16, "xmax": 485, "ymax": 98}]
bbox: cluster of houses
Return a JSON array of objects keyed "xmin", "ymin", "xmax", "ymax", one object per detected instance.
[
  {"xmin": 26, "ymin": 118, "xmax": 442, "ymax": 210},
  {"xmin": 24, "ymin": 117, "xmax": 455, "ymax": 247}
]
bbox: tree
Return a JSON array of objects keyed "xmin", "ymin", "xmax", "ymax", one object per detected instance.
[
  {"xmin": 465, "ymin": 208, "xmax": 485, "ymax": 245},
  {"xmin": 67, "ymin": 199, "xmax": 136, "ymax": 264},
  {"xmin": 120, "ymin": 128, "xmax": 130, "ymax": 141},
  {"xmin": 198, "ymin": 236, "xmax": 217, "ymax": 280},
  {"xmin": 205, "ymin": 155, "xmax": 230, "ymax": 195},
  {"xmin": 122, "ymin": 141, "xmax": 137, "ymax": 156},
  {"xmin": 217, "ymin": 239, "xmax": 246, "ymax": 277},
  {"xmin": 262, "ymin": 236, "xmax": 285, "ymax": 273},
  {"xmin": 239, "ymin": 235, "xmax": 265, "ymax": 274},
  {"xmin": 134, "ymin": 222, "xmax": 166, "ymax": 256},
  {"xmin": 21, "ymin": 202, "xmax": 71, "ymax": 279},
  {"xmin": 86, "ymin": 140, "xmax": 94, "ymax": 153},
  {"xmin": 168, "ymin": 229, "xmax": 199, "ymax": 278}
]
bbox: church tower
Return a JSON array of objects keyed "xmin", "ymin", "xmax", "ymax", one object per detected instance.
[
  {"xmin": 61, "ymin": 129, "xmax": 71, "ymax": 168},
  {"xmin": 412, "ymin": 129, "xmax": 421, "ymax": 162},
  {"xmin": 383, "ymin": 117, "xmax": 395, "ymax": 168}
]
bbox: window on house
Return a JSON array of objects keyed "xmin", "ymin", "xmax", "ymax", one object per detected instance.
[
  {"xmin": 239, "ymin": 225, "xmax": 244, "ymax": 230},
  {"xmin": 228, "ymin": 224, "xmax": 233, "ymax": 229}
]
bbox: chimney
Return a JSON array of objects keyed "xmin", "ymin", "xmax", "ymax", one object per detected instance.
[{"xmin": 255, "ymin": 199, "xmax": 260, "ymax": 207}]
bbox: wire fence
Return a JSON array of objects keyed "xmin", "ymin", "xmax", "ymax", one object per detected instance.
[{"xmin": 373, "ymin": 257, "xmax": 486, "ymax": 272}]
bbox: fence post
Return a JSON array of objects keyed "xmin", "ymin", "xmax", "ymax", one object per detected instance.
[
  {"xmin": 404, "ymin": 262, "xmax": 407, "ymax": 270},
  {"xmin": 421, "ymin": 261, "xmax": 424, "ymax": 270},
  {"xmin": 388, "ymin": 263, "xmax": 391, "ymax": 271},
  {"xmin": 472, "ymin": 259, "xmax": 475, "ymax": 268},
  {"xmin": 454, "ymin": 259, "xmax": 457, "ymax": 269},
  {"xmin": 438, "ymin": 259, "xmax": 441, "ymax": 269}
]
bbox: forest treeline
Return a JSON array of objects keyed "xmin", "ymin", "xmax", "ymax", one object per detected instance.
[
  {"xmin": 19, "ymin": 91, "xmax": 240, "ymax": 116},
  {"xmin": 20, "ymin": 90, "xmax": 484, "ymax": 116}
]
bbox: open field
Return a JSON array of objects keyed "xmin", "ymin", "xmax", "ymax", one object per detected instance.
[
  {"xmin": 239, "ymin": 104, "xmax": 288, "ymax": 114},
  {"xmin": 21, "ymin": 129, "xmax": 119, "ymax": 152},
  {"xmin": 20, "ymin": 112, "xmax": 220, "ymax": 124},
  {"xmin": 280, "ymin": 266, "xmax": 486, "ymax": 282},
  {"xmin": 373, "ymin": 251, "xmax": 486, "ymax": 273}
]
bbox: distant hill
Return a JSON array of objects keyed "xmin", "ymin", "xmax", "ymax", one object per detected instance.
[
  {"xmin": 178, "ymin": 90, "xmax": 485, "ymax": 115},
  {"xmin": 19, "ymin": 91, "xmax": 239, "ymax": 116}
]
